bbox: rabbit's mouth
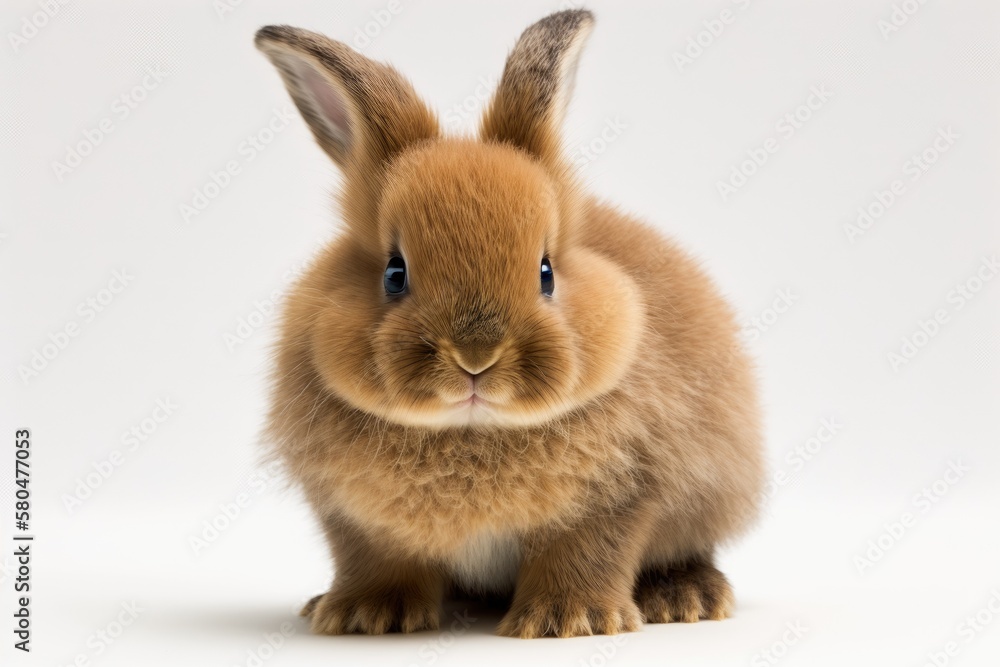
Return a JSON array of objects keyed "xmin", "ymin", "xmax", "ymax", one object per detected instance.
[
  {"xmin": 455, "ymin": 394, "xmax": 489, "ymax": 408},
  {"xmin": 419, "ymin": 390, "xmax": 524, "ymax": 428},
  {"xmin": 448, "ymin": 393, "xmax": 500, "ymax": 424}
]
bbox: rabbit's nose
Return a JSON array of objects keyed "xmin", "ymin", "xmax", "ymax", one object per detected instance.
[{"xmin": 454, "ymin": 347, "xmax": 501, "ymax": 377}]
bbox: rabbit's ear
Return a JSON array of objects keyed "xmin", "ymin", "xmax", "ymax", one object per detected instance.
[
  {"xmin": 480, "ymin": 10, "xmax": 594, "ymax": 167},
  {"xmin": 255, "ymin": 25, "xmax": 438, "ymax": 170}
]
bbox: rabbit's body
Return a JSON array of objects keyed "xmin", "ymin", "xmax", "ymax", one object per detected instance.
[
  {"xmin": 269, "ymin": 196, "xmax": 761, "ymax": 608},
  {"xmin": 257, "ymin": 10, "xmax": 762, "ymax": 638}
]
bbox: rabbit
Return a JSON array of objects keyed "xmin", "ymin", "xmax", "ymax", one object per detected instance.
[{"xmin": 255, "ymin": 8, "xmax": 763, "ymax": 639}]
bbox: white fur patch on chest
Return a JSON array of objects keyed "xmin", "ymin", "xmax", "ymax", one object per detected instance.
[{"xmin": 446, "ymin": 532, "xmax": 522, "ymax": 594}]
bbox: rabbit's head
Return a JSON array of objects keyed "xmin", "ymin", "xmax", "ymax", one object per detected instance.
[{"xmin": 256, "ymin": 11, "xmax": 643, "ymax": 428}]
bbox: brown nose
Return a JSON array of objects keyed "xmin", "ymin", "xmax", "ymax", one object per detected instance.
[
  {"xmin": 454, "ymin": 346, "xmax": 501, "ymax": 376},
  {"xmin": 451, "ymin": 301, "xmax": 504, "ymax": 375}
]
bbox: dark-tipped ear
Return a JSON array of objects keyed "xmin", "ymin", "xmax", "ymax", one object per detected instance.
[
  {"xmin": 479, "ymin": 10, "xmax": 594, "ymax": 167},
  {"xmin": 255, "ymin": 25, "xmax": 438, "ymax": 170}
]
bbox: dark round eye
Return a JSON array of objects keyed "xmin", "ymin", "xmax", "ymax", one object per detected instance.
[
  {"xmin": 540, "ymin": 256, "xmax": 554, "ymax": 297},
  {"xmin": 384, "ymin": 255, "xmax": 407, "ymax": 295}
]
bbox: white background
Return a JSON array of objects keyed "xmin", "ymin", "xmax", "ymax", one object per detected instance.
[{"xmin": 2, "ymin": 1, "xmax": 999, "ymax": 665}]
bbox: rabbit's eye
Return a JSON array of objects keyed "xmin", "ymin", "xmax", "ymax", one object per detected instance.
[
  {"xmin": 384, "ymin": 255, "xmax": 407, "ymax": 295},
  {"xmin": 540, "ymin": 256, "xmax": 554, "ymax": 297}
]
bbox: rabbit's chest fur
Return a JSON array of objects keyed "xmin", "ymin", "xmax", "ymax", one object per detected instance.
[
  {"xmin": 289, "ymin": 402, "xmax": 642, "ymax": 560},
  {"xmin": 446, "ymin": 530, "xmax": 522, "ymax": 593}
]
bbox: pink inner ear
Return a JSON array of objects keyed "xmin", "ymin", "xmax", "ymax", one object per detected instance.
[{"xmin": 299, "ymin": 59, "xmax": 353, "ymax": 150}]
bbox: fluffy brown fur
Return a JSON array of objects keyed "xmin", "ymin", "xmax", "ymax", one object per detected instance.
[{"xmin": 255, "ymin": 9, "xmax": 763, "ymax": 639}]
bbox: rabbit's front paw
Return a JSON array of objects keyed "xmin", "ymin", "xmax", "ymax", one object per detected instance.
[
  {"xmin": 634, "ymin": 559, "xmax": 734, "ymax": 623},
  {"xmin": 302, "ymin": 587, "xmax": 439, "ymax": 635},
  {"xmin": 497, "ymin": 591, "xmax": 642, "ymax": 638}
]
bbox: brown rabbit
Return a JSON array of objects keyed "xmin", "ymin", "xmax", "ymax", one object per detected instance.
[{"xmin": 255, "ymin": 9, "xmax": 763, "ymax": 639}]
